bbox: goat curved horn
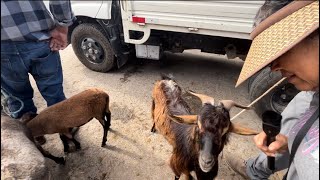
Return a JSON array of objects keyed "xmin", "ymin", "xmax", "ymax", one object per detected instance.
[
  {"xmin": 168, "ymin": 115, "xmax": 198, "ymax": 125},
  {"xmin": 187, "ymin": 90, "xmax": 215, "ymax": 105},
  {"xmin": 220, "ymin": 100, "xmax": 251, "ymax": 111},
  {"xmin": 230, "ymin": 123, "xmax": 259, "ymax": 135}
]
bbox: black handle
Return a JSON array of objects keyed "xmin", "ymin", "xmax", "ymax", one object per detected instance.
[
  {"xmin": 262, "ymin": 111, "xmax": 282, "ymax": 171},
  {"xmin": 267, "ymin": 156, "xmax": 275, "ymax": 170},
  {"xmin": 266, "ymin": 136, "xmax": 276, "ymax": 170}
]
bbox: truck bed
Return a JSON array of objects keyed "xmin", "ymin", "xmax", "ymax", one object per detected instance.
[{"xmin": 121, "ymin": 1, "xmax": 264, "ymax": 44}]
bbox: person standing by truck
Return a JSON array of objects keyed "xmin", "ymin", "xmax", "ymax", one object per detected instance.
[{"xmin": 1, "ymin": 0, "xmax": 75, "ymax": 144}]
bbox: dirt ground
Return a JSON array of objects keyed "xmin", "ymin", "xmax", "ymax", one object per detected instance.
[{"xmin": 29, "ymin": 47, "xmax": 283, "ymax": 180}]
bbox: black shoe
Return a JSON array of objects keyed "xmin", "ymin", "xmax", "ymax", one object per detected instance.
[{"xmin": 35, "ymin": 136, "xmax": 46, "ymax": 145}]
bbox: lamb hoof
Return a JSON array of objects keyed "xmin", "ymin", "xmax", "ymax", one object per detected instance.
[
  {"xmin": 57, "ymin": 157, "xmax": 66, "ymax": 165},
  {"xmin": 65, "ymin": 144, "xmax": 78, "ymax": 153},
  {"xmin": 151, "ymin": 127, "xmax": 156, "ymax": 133},
  {"xmin": 101, "ymin": 143, "xmax": 106, "ymax": 147},
  {"xmin": 34, "ymin": 136, "xmax": 47, "ymax": 145},
  {"xmin": 61, "ymin": 158, "xmax": 66, "ymax": 165},
  {"xmin": 64, "ymin": 148, "xmax": 74, "ymax": 154},
  {"xmin": 63, "ymin": 147, "xmax": 69, "ymax": 153}
]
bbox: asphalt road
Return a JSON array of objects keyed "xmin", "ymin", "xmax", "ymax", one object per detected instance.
[{"xmin": 29, "ymin": 47, "xmax": 283, "ymax": 180}]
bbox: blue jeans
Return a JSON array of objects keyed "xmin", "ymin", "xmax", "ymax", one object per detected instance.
[{"xmin": 1, "ymin": 41, "xmax": 66, "ymax": 118}]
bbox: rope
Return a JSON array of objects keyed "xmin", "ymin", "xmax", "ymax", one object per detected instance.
[
  {"xmin": 1, "ymin": 88, "xmax": 24, "ymax": 118},
  {"xmin": 231, "ymin": 77, "xmax": 287, "ymax": 121}
]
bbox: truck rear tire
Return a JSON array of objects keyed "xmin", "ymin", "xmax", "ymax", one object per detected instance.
[
  {"xmin": 248, "ymin": 67, "xmax": 299, "ymax": 118},
  {"xmin": 71, "ymin": 23, "xmax": 115, "ymax": 72}
]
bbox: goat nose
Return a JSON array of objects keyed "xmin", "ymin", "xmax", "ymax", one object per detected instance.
[
  {"xmin": 204, "ymin": 158, "xmax": 213, "ymax": 164},
  {"xmin": 201, "ymin": 155, "xmax": 213, "ymax": 164}
]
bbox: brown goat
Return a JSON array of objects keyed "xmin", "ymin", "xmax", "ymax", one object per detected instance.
[
  {"xmin": 151, "ymin": 76, "xmax": 258, "ymax": 180},
  {"xmin": 21, "ymin": 88, "xmax": 111, "ymax": 163}
]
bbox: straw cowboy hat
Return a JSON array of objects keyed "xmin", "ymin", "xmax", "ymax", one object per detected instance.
[{"xmin": 236, "ymin": 0, "xmax": 319, "ymax": 87}]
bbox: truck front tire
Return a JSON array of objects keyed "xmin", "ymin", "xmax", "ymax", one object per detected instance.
[{"xmin": 71, "ymin": 23, "xmax": 115, "ymax": 72}]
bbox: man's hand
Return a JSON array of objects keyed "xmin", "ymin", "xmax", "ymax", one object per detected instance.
[
  {"xmin": 254, "ymin": 131, "xmax": 288, "ymax": 157},
  {"xmin": 50, "ymin": 25, "xmax": 68, "ymax": 51}
]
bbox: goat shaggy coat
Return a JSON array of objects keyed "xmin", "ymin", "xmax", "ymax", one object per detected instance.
[{"xmin": 151, "ymin": 76, "xmax": 258, "ymax": 180}]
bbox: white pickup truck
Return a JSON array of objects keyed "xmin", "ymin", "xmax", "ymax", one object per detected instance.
[{"xmin": 49, "ymin": 0, "xmax": 299, "ymax": 117}]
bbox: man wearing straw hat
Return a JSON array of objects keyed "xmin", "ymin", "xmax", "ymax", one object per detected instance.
[{"xmin": 226, "ymin": 1, "xmax": 319, "ymax": 179}]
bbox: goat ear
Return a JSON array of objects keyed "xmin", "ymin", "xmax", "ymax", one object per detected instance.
[
  {"xmin": 169, "ymin": 115, "xmax": 198, "ymax": 125},
  {"xmin": 229, "ymin": 122, "xmax": 259, "ymax": 135},
  {"xmin": 187, "ymin": 90, "xmax": 215, "ymax": 106},
  {"xmin": 220, "ymin": 100, "xmax": 251, "ymax": 111}
]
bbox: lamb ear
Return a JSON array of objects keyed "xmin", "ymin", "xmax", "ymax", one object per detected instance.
[
  {"xmin": 168, "ymin": 115, "xmax": 198, "ymax": 125},
  {"xmin": 229, "ymin": 123, "xmax": 259, "ymax": 135}
]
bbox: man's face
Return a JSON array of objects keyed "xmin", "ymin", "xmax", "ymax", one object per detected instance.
[{"xmin": 271, "ymin": 36, "xmax": 319, "ymax": 91}]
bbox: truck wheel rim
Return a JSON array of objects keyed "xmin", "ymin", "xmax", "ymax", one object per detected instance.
[
  {"xmin": 270, "ymin": 83, "xmax": 299, "ymax": 113},
  {"xmin": 81, "ymin": 37, "xmax": 104, "ymax": 64}
]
